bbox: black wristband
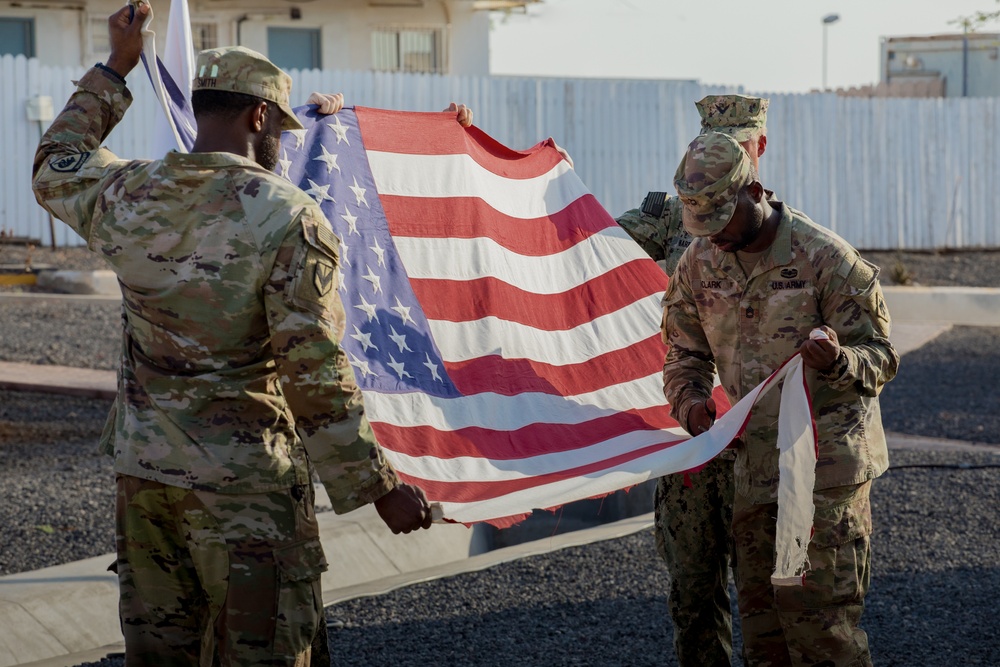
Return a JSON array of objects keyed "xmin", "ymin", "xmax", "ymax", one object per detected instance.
[
  {"xmin": 819, "ymin": 349, "xmax": 849, "ymax": 378},
  {"xmin": 95, "ymin": 62, "xmax": 127, "ymax": 85}
]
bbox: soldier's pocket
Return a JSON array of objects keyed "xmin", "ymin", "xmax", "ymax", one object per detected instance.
[
  {"xmin": 802, "ymin": 484, "xmax": 872, "ymax": 607},
  {"xmin": 273, "ymin": 537, "xmax": 329, "ymax": 659}
]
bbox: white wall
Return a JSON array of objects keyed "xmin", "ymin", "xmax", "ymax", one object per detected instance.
[
  {"xmin": 446, "ymin": 4, "xmax": 490, "ymax": 75},
  {"xmin": 6, "ymin": 57, "xmax": 1000, "ymax": 250}
]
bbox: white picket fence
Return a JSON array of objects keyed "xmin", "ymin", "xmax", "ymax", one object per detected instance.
[{"xmin": 3, "ymin": 54, "xmax": 999, "ymax": 249}]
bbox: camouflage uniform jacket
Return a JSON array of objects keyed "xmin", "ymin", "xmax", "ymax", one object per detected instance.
[
  {"xmin": 32, "ymin": 67, "xmax": 398, "ymax": 512},
  {"xmin": 616, "ymin": 196, "xmax": 690, "ymax": 277},
  {"xmin": 662, "ymin": 202, "xmax": 898, "ymax": 503}
]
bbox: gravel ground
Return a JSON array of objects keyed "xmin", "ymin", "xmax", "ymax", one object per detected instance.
[
  {"xmin": 0, "ymin": 300, "xmax": 119, "ymax": 369},
  {"xmin": 67, "ymin": 448, "xmax": 1000, "ymax": 667},
  {"xmin": 2, "ymin": 249, "xmax": 999, "ymax": 665},
  {"xmin": 0, "ymin": 245, "xmax": 109, "ymax": 273},
  {"xmin": 319, "ymin": 449, "xmax": 1000, "ymax": 667},
  {"xmin": 863, "ymin": 249, "xmax": 1000, "ymax": 287},
  {"xmin": 0, "ymin": 390, "xmax": 115, "ymax": 575},
  {"xmin": 880, "ymin": 326, "xmax": 1000, "ymax": 444}
]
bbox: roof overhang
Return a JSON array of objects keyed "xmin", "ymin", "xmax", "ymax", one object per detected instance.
[{"xmin": 472, "ymin": 1, "xmax": 542, "ymax": 10}]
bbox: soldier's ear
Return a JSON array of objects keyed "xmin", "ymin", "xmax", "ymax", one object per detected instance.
[
  {"xmin": 249, "ymin": 101, "xmax": 268, "ymax": 134},
  {"xmin": 757, "ymin": 134, "xmax": 767, "ymax": 157},
  {"xmin": 747, "ymin": 180, "xmax": 765, "ymax": 202}
]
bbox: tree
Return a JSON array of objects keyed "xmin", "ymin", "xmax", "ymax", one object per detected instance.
[{"xmin": 952, "ymin": 1, "xmax": 1000, "ymax": 31}]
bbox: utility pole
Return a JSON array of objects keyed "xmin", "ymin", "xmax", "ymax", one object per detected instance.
[{"xmin": 822, "ymin": 14, "xmax": 841, "ymax": 91}]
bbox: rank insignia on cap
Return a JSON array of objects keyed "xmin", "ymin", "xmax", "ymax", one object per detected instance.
[{"xmin": 49, "ymin": 152, "xmax": 91, "ymax": 173}]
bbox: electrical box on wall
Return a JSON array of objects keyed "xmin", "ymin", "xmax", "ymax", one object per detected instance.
[{"xmin": 26, "ymin": 95, "xmax": 53, "ymax": 122}]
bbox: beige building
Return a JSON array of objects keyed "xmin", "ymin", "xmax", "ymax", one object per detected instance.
[{"xmin": 0, "ymin": 0, "xmax": 538, "ymax": 75}]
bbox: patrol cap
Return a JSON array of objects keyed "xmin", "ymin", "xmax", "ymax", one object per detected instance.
[
  {"xmin": 696, "ymin": 94, "xmax": 769, "ymax": 143},
  {"xmin": 673, "ymin": 132, "xmax": 753, "ymax": 237},
  {"xmin": 192, "ymin": 46, "xmax": 304, "ymax": 131}
]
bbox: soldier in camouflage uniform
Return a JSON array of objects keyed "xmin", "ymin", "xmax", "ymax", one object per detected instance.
[
  {"xmin": 32, "ymin": 7, "xmax": 433, "ymax": 666},
  {"xmin": 664, "ymin": 132, "xmax": 898, "ymax": 666},
  {"xmin": 615, "ymin": 94, "xmax": 768, "ymax": 667},
  {"xmin": 616, "ymin": 94, "xmax": 768, "ymax": 276}
]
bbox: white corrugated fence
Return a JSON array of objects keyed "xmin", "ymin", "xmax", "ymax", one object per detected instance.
[{"xmin": 2, "ymin": 54, "xmax": 998, "ymax": 249}]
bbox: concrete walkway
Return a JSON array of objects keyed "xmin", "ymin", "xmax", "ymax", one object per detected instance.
[
  {"xmin": 0, "ymin": 500, "xmax": 491, "ymax": 667},
  {"xmin": 0, "ymin": 362, "xmax": 114, "ymax": 400},
  {"xmin": 4, "ymin": 512, "xmax": 659, "ymax": 667}
]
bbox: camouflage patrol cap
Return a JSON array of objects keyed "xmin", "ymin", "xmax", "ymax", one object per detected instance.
[
  {"xmin": 192, "ymin": 46, "xmax": 304, "ymax": 131},
  {"xmin": 696, "ymin": 94, "xmax": 769, "ymax": 143},
  {"xmin": 673, "ymin": 132, "xmax": 753, "ymax": 237}
]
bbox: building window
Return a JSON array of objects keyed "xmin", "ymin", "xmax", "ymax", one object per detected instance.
[
  {"xmin": 191, "ymin": 22, "xmax": 218, "ymax": 52},
  {"xmin": 267, "ymin": 27, "xmax": 321, "ymax": 71},
  {"xmin": 372, "ymin": 26, "xmax": 447, "ymax": 74},
  {"xmin": 86, "ymin": 15, "xmax": 111, "ymax": 62},
  {"xmin": 0, "ymin": 17, "xmax": 35, "ymax": 57}
]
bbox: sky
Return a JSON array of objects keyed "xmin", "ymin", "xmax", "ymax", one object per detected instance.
[{"xmin": 488, "ymin": 0, "xmax": 997, "ymax": 93}]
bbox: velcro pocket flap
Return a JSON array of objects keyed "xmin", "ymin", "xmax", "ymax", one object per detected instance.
[
  {"xmin": 274, "ymin": 537, "xmax": 329, "ymax": 582},
  {"xmin": 810, "ymin": 488, "xmax": 873, "ymax": 549}
]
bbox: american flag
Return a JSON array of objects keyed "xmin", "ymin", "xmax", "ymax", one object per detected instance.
[
  {"xmin": 139, "ymin": 20, "xmax": 816, "ymax": 580},
  {"xmin": 136, "ymin": 28, "xmax": 736, "ymax": 528},
  {"xmin": 135, "ymin": 0, "xmax": 197, "ymax": 153},
  {"xmin": 279, "ymin": 106, "xmax": 739, "ymax": 526}
]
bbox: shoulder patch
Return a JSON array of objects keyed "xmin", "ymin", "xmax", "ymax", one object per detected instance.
[
  {"xmin": 641, "ymin": 191, "xmax": 669, "ymax": 218},
  {"xmin": 313, "ymin": 261, "xmax": 335, "ymax": 296},
  {"xmin": 314, "ymin": 222, "xmax": 341, "ymax": 257},
  {"xmin": 838, "ymin": 256, "xmax": 880, "ymax": 297},
  {"xmin": 49, "ymin": 152, "xmax": 91, "ymax": 173},
  {"xmin": 847, "ymin": 258, "xmax": 879, "ymax": 292}
]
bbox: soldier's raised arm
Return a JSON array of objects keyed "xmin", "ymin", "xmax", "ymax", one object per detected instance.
[{"xmin": 32, "ymin": 4, "xmax": 147, "ymax": 240}]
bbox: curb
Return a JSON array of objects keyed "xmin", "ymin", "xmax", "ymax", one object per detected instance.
[
  {"xmin": 0, "ymin": 362, "xmax": 115, "ymax": 400},
  {"xmin": 885, "ymin": 432, "xmax": 1000, "ymax": 454},
  {"xmin": 0, "ymin": 270, "xmax": 118, "ymax": 297},
  {"xmin": 0, "ymin": 293, "xmax": 119, "ymax": 304},
  {"xmin": 35, "ymin": 271, "xmax": 118, "ymax": 297},
  {"xmin": 882, "ymin": 285, "xmax": 1000, "ymax": 326}
]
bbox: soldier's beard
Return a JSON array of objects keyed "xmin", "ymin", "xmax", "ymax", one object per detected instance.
[
  {"xmin": 728, "ymin": 201, "xmax": 765, "ymax": 253},
  {"xmin": 256, "ymin": 131, "xmax": 280, "ymax": 172}
]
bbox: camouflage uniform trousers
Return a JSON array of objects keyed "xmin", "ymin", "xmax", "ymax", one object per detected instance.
[
  {"xmin": 114, "ymin": 474, "xmax": 328, "ymax": 667},
  {"xmin": 733, "ymin": 481, "xmax": 874, "ymax": 667},
  {"xmin": 654, "ymin": 455, "xmax": 736, "ymax": 667}
]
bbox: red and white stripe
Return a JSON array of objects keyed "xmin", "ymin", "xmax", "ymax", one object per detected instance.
[
  {"xmin": 142, "ymin": 50, "xmax": 814, "ymax": 567},
  {"xmin": 353, "ymin": 109, "xmax": 778, "ymax": 528}
]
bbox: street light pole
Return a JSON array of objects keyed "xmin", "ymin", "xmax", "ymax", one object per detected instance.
[{"xmin": 822, "ymin": 13, "xmax": 841, "ymax": 91}]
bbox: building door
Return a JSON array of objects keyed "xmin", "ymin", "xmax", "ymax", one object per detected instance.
[{"xmin": 267, "ymin": 27, "xmax": 321, "ymax": 71}]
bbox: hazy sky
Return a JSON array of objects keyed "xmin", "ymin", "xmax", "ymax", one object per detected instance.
[{"xmin": 489, "ymin": 0, "xmax": 996, "ymax": 93}]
